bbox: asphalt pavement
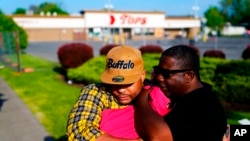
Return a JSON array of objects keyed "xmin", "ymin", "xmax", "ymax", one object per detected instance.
[{"xmin": 26, "ymin": 37, "xmax": 250, "ymax": 62}]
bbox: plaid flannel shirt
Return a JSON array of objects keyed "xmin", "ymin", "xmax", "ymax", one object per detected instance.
[{"xmin": 66, "ymin": 83, "xmax": 126, "ymax": 141}]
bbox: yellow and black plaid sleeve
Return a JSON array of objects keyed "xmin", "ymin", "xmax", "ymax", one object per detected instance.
[{"xmin": 66, "ymin": 84, "xmax": 122, "ymax": 141}]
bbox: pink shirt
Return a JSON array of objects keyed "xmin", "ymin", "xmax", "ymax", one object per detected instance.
[{"xmin": 100, "ymin": 86, "xmax": 170, "ymax": 139}]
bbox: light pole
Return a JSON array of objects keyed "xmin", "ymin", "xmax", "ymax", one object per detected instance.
[
  {"xmin": 211, "ymin": 27, "xmax": 218, "ymax": 50},
  {"xmin": 215, "ymin": 26, "xmax": 218, "ymax": 50},
  {"xmin": 105, "ymin": 0, "xmax": 113, "ymax": 43},
  {"xmin": 142, "ymin": 28, "xmax": 147, "ymax": 46},
  {"xmin": 192, "ymin": 0, "xmax": 200, "ymax": 18}
]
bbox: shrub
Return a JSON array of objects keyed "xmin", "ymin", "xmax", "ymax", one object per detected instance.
[
  {"xmin": 139, "ymin": 44, "xmax": 163, "ymax": 54},
  {"xmin": 142, "ymin": 53, "xmax": 161, "ymax": 78},
  {"xmin": 212, "ymin": 60, "xmax": 250, "ymax": 104},
  {"xmin": 203, "ymin": 49, "xmax": 226, "ymax": 59},
  {"xmin": 200, "ymin": 57, "xmax": 228, "ymax": 85},
  {"xmin": 99, "ymin": 44, "xmax": 120, "ymax": 56},
  {"xmin": 57, "ymin": 42, "xmax": 93, "ymax": 70},
  {"xmin": 242, "ymin": 44, "xmax": 250, "ymax": 60},
  {"xmin": 67, "ymin": 56, "xmax": 106, "ymax": 84}
]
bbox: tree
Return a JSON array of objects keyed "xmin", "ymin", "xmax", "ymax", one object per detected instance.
[
  {"xmin": 204, "ymin": 6, "xmax": 225, "ymax": 30},
  {"xmin": 219, "ymin": 0, "xmax": 233, "ymax": 21},
  {"xmin": 0, "ymin": 13, "xmax": 28, "ymax": 50},
  {"xmin": 13, "ymin": 8, "xmax": 26, "ymax": 14},
  {"xmin": 35, "ymin": 2, "xmax": 68, "ymax": 15},
  {"xmin": 219, "ymin": 0, "xmax": 250, "ymax": 28}
]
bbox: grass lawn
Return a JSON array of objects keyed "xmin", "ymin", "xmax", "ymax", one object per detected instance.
[
  {"xmin": 0, "ymin": 53, "xmax": 250, "ymax": 141},
  {"xmin": 0, "ymin": 54, "xmax": 81, "ymax": 141}
]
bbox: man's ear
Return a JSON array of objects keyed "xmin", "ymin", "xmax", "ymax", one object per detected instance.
[
  {"xmin": 141, "ymin": 70, "xmax": 146, "ymax": 82},
  {"xmin": 184, "ymin": 71, "xmax": 194, "ymax": 83}
]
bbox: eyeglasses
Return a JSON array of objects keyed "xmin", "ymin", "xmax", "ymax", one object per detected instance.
[{"xmin": 153, "ymin": 66, "xmax": 191, "ymax": 79}]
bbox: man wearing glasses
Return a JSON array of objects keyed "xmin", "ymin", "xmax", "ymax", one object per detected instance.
[{"xmin": 134, "ymin": 45, "xmax": 228, "ymax": 141}]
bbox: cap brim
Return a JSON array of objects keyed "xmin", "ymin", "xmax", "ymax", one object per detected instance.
[{"xmin": 101, "ymin": 71, "xmax": 141, "ymax": 85}]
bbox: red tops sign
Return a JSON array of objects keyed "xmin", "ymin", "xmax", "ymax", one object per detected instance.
[{"xmin": 110, "ymin": 14, "xmax": 147, "ymax": 25}]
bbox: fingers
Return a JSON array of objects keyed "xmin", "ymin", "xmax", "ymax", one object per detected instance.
[
  {"xmin": 222, "ymin": 124, "xmax": 230, "ymax": 141},
  {"xmin": 142, "ymin": 85, "xmax": 153, "ymax": 94}
]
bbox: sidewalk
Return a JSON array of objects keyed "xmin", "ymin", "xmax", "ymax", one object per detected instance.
[{"xmin": 0, "ymin": 77, "xmax": 54, "ymax": 141}]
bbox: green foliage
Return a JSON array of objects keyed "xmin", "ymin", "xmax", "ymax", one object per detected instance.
[
  {"xmin": 36, "ymin": 2, "xmax": 69, "ymax": 15},
  {"xmin": 226, "ymin": 110, "xmax": 250, "ymax": 124},
  {"xmin": 67, "ymin": 56, "xmax": 106, "ymax": 83},
  {"xmin": 219, "ymin": 0, "xmax": 250, "ymax": 27},
  {"xmin": 200, "ymin": 57, "xmax": 228, "ymax": 84},
  {"xmin": 204, "ymin": 6, "xmax": 225, "ymax": 30},
  {"xmin": 230, "ymin": 0, "xmax": 250, "ymax": 25},
  {"xmin": 0, "ymin": 54, "xmax": 81, "ymax": 140},
  {"xmin": 212, "ymin": 61, "xmax": 250, "ymax": 103},
  {"xmin": 0, "ymin": 15, "xmax": 19, "ymax": 31},
  {"xmin": 142, "ymin": 53, "xmax": 161, "ymax": 78},
  {"xmin": 213, "ymin": 60, "xmax": 250, "ymax": 104},
  {"xmin": 0, "ymin": 14, "xmax": 28, "ymax": 50},
  {"xmin": 13, "ymin": 8, "xmax": 26, "ymax": 14}
]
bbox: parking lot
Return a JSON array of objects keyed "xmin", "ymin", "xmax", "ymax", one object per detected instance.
[{"xmin": 25, "ymin": 37, "xmax": 250, "ymax": 62}]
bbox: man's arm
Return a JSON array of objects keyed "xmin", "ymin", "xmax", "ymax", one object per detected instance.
[
  {"xmin": 134, "ymin": 87, "xmax": 173, "ymax": 141},
  {"xmin": 67, "ymin": 84, "xmax": 143, "ymax": 141},
  {"xmin": 67, "ymin": 85, "xmax": 104, "ymax": 141}
]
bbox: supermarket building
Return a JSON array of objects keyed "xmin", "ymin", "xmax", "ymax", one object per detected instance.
[{"xmin": 11, "ymin": 10, "xmax": 201, "ymax": 42}]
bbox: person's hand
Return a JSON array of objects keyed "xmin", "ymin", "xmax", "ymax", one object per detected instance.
[
  {"xmin": 134, "ymin": 85, "xmax": 153, "ymax": 103},
  {"xmin": 222, "ymin": 124, "xmax": 230, "ymax": 141}
]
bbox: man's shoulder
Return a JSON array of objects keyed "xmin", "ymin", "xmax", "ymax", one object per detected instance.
[
  {"xmin": 80, "ymin": 83, "xmax": 111, "ymax": 96},
  {"xmin": 83, "ymin": 83, "xmax": 107, "ymax": 91}
]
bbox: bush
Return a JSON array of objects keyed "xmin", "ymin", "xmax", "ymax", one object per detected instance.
[
  {"xmin": 99, "ymin": 44, "xmax": 120, "ymax": 56},
  {"xmin": 67, "ymin": 56, "xmax": 106, "ymax": 84},
  {"xmin": 242, "ymin": 44, "xmax": 250, "ymax": 60},
  {"xmin": 203, "ymin": 49, "xmax": 226, "ymax": 59},
  {"xmin": 142, "ymin": 53, "xmax": 161, "ymax": 78},
  {"xmin": 200, "ymin": 57, "xmax": 228, "ymax": 85},
  {"xmin": 57, "ymin": 42, "xmax": 93, "ymax": 70},
  {"xmin": 212, "ymin": 60, "xmax": 250, "ymax": 104},
  {"xmin": 139, "ymin": 44, "xmax": 163, "ymax": 54}
]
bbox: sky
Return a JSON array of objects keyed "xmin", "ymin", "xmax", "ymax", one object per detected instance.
[{"xmin": 0, "ymin": 0, "xmax": 220, "ymax": 17}]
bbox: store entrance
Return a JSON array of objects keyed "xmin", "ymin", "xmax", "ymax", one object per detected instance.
[{"xmin": 123, "ymin": 28, "xmax": 132, "ymax": 39}]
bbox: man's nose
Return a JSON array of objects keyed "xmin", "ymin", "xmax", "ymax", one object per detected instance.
[{"xmin": 155, "ymin": 73, "xmax": 165, "ymax": 82}]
